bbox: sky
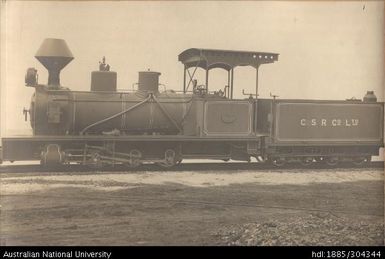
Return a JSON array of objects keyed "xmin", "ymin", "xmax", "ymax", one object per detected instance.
[{"xmin": 1, "ymin": 1, "xmax": 384, "ymax": 135}]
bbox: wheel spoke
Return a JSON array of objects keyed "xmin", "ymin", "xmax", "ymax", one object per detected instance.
[
  {"xmin": 126, "ymin": 149, "xmax": 142, "ymax": 168},
  {"xmin": 88, "ymin": 151, "xmax": 104, "ymax": 169},
  {"xmin": 157, "ymin": 149, "xmax": 177, "ymax": 168}
]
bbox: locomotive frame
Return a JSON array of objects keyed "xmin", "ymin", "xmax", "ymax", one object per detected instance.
[{"xmin": 0, "ymin": 39, "xmax": 383, "ymax": 168}]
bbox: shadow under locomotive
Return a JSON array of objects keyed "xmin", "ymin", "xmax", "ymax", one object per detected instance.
[{"xmin": 1, "ymin": 39, "xmax": 383, "ymax": 169}]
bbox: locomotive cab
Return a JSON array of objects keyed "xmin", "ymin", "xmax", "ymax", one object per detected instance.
[{"xmin": 178, "ymin": 48, "xmax": 279, "ymax": 99}]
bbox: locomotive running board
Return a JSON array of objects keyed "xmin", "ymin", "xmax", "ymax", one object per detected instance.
[{"xmin": 1, "ymin": 135, "xmax": 264, "ymax": 142}]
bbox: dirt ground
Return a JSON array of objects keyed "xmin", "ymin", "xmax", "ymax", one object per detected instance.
[{"xmin": 0, "ymin": 166, "xmax": 383, "ymax": 245}]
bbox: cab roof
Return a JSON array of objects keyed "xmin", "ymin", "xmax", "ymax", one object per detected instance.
[{"xmin": 178, "ymin": 48, "xmax": 279, "ymax": 71}]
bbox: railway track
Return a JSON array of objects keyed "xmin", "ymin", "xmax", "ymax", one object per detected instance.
[
  {"xmin": 2, "ymin": 192, "xmax": 383, "ymax": 218},
  {"xmin": 0, "ymin": 161, "xmax": 383, "ymax": 174},
  {"xmin": 2, "ymin": 163, "xmax": 382, "ymax": 245}
]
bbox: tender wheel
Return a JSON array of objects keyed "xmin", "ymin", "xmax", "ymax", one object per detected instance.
[
  {"xmin": 300, "ymin": 157, "xmax": 313, "ymax": 166},
  {"xmin": 126, "ymin": 149, "xmax": 142, "ymax": 168},
  {"xmin": 352, "ymin": 156, "xmax": 368, "ymax": 166},
  {"xmin": 315, "ymin": 157, "xmax": 323, "ymax": 163},
  {"xmin": 271, "ymin": 157, "xmax": 286, "ymax": 167},
  {"xmin": 325, "ymin": 156, "xmax": 339, "ymax": 166},
  {"xmin": 157, "ymin": 149, "xmax": 177, "ymax": 168}
]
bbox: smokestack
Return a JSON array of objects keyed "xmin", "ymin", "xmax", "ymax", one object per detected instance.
[{"xmin": 35, "ymin": 38, "xmax": 74, "ymax": 87}]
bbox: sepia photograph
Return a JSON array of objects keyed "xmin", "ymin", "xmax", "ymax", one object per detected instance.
[{"xmin": 0, "ymin": 0, "xmax": 384, "ymax": 250}]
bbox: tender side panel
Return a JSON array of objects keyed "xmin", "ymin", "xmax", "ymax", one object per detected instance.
[
  {"xmin": 274, "ymin": 102, "xmax": 383, "ymax": 143},
  {"xmin": 203, "ymin": 100, "xmax": 253, "ymax": 136}
]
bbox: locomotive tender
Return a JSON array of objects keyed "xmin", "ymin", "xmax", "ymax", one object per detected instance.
[{"xmin": 0, "ymin": 38, "xmax": 383, "ymax": 167}]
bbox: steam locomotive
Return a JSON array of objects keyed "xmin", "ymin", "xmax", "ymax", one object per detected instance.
[{"xmin": 0, "ymin": 38, "xmax": 383, "ymax": 168}]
